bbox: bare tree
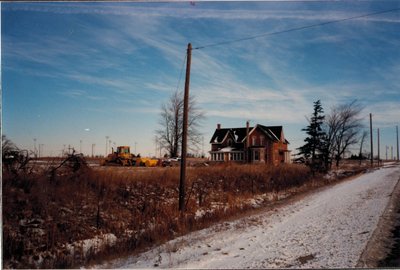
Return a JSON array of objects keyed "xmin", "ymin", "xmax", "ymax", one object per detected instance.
[
  {"xmin": 156, "ymin": 90, "xmax": 205, "ymax": 158},
  {"xmin": 321, "ymin": 110, "xmax": 340, "ymax": 170},
  {"xmin": 325, "ymin": 100, "xmax": 364, "ymax": 168},
  {"xmin": 2, "ymin": 135, "xmax": 18, "ymax": 157},
  {"xmin": 2, "ymin": 135, "xmax": 31, "ymax": 174}
]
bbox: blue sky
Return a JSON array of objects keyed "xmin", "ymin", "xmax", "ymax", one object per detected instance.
[{"xmin": 2, "ymin": 1, "xmax": 400, "ymax": 158}]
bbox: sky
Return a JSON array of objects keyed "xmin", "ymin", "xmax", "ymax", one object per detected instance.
[{"xmin": 2, "ymin": 1, "xmax": 400, "ymax": 158}]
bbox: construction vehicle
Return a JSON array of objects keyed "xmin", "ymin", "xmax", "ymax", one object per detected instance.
[
  {"xmin": 101, "ymin": 146, "xmax": 136, "ymax": 166},
  {"xmin": 135, "ymin": 157, "xmax": 160, "ymax": 167}
]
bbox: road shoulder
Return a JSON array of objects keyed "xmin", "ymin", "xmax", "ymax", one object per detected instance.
[{"xmin": 357, "ymin": 165, "xmax": 400, "ymax": 267}]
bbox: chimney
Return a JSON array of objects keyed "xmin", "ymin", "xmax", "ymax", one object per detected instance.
[{"xmin": 217, "ymin": 123, "xmax": 221, "ymax": 130}]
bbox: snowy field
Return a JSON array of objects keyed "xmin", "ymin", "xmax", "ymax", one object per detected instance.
[{"xmin": 97, "ymin": 163, "xmax": 400, "ymax": 269}]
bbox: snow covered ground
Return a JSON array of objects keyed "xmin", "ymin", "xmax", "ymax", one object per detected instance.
[{"xmin": 98, "ymin": 163, "xmax": 400, "ymax": 269}]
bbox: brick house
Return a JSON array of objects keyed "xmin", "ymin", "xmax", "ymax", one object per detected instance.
[{"xmin": 209, "ymin": 122, "xmax": 291, "ymax": 165}]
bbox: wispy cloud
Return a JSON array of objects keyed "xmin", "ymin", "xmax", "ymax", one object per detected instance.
[
  {"xmin": 367, "ymin": 102, "xmax": 400, "ymax": 128},
  {"xmin": 4, "ymin": 3, "xmax": 400, "ymax": 24},
  {"xmin": 206, "ymin": 101, "xmax": 309, "ymax": 123},
  {"xmin": 145, "ymin": 82, "xmax": 178, "ymax": 92},
  {"xmin": 3, "ymin": 1, "xmax": 399, "ymax": 157},
  {"xmin": 59, "ymin": 89, "xmax": 86, "ymax": 98},
  {"xmin": 66, "ymin": 73, "xmax": 137, "ymax": 93},
  {"xmin": 59, "ymin": 89, "xmax": 106, "ymax": 101},
  {"xmin": 116, "ymin": 106, "xmax": 161, "ymax": 115}
]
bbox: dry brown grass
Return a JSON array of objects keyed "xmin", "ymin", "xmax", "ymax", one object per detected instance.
[{"xmin": 2, "ymin": 162, "xmax": 327, "ymax": 268}]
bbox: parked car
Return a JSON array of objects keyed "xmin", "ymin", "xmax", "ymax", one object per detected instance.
[
  {"xmin": 162, "ymin": 157, "xmax": 181, "ymax": 167},
  {"xmin": 168, "ymin": 157, "xmax": 181, "ymax": 162}
]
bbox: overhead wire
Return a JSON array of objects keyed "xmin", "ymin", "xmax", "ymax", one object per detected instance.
[{"xmin": 193, "ymin": 8, "xmax": 400, "ymax": 50}]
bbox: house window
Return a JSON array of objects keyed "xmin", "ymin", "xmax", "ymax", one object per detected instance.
[
  {"xmin": 254, "ymin": 150, "xmax": 260, "ymax": 161},
  {"xmin": 260, "ymin": 136, "xmax": 264, "ymax": 146},
  {"xmin": 252, "ymin": 136, "xmax": 256, "ymax": 146},
  {"xmin": 227, "ymin": 139, "xmax": 233, "ymax": 146}
]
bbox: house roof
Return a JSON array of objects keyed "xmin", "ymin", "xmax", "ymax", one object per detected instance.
[
  {"xmin": 258, "ymin": 125, "xmax": 282, "ymax": 141},
  {"xmin": 262, "ymin": 126, "xmax": 290, "ymax": 144},
  {"xmin": 210, "ymin": 124, "xmax": 289, "ymax": 144},
  {"xmin": 210, "ymin": 127, "xmax": 250, "ymax": 144}
]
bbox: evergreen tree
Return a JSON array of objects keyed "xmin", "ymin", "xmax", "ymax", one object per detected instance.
[{"xmin": 298, "ymin": 100, "xmax": 326, "ymax": 172}]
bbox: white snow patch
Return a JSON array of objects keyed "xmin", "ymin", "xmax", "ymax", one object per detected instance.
[
  {"xmin": 65, "ymin": 233, "xmax": 117, "ymax": 257},
  {"xmin": 244, "ymin": 194, "xmax": 266, "ymax": 208},
  {"xmin": 219, "ymin": 147, "xmax": 235, "ymax": 152},
  {"xmin": 97, "ymin": 165, "xmax": 400, "ymax": 269}
]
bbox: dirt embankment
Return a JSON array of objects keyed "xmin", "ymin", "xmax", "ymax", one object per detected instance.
[{"xmin": 357, "ymin": 164, "xmax": 400, "ymax": 267}]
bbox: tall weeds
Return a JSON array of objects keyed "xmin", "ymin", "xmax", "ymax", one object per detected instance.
[{"xmin": 4, "ymin": 163, "xmax": 316, "ymax": 268}]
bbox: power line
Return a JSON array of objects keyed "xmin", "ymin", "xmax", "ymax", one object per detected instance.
[{"xmin": 193, "ymin": 8, "xmax": 400, "ymax": 50}]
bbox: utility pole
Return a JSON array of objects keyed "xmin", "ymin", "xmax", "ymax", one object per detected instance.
[
  {"xmin": 397, "ymin": 126, "xmax": 399, "ymax": 161},
  {"xmin": 377, "ymin": 128, "xmax": 380, "ymax": 166},
  {"xmin": 105, "ymin": 136, "xmax": 109, "ymax": 156},
  {"xmin": 369, "ymin": 113, "xmax": 373, "ymax": 167},
  {"xmin": 92, "ymin": 143, "xmax": 95, "ymax": 158},
  {"xmin": 33, "ymin": 138, "xmax": 37, "ymax": 158},
  {"xmin": 179, "ymin": 43, "xmax": 192, "ymax": 212}
]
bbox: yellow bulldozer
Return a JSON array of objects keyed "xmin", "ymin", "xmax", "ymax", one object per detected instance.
[{"xmin": 101, "ymin": 146, "xmax": 136, "ymax": 166}]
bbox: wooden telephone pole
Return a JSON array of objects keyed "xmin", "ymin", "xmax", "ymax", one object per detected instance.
[
  {"xmin": 377, "ymin": 128, "xmax": 380, "ymax": 166},
  {"xmin": 370, "ymin": 113, "xmax": 373, "ymax": 167},
  {"xmin": 397, "ymin": 125, "xmax": 399, "ymax": 161},
  {"xmin": 179, "ymin": 43, "xmax": 192, "ymax": 212}
]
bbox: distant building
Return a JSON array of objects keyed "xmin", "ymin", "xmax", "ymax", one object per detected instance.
[{"xmin": 209, "ymin": 122, "xmax": 291, "ymax": 165}]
